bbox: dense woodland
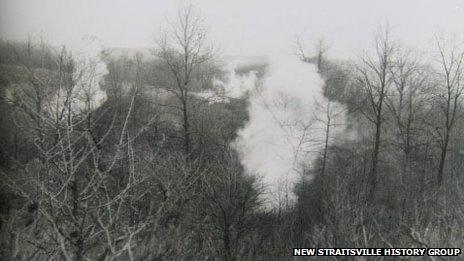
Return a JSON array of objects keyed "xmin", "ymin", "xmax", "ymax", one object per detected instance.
[{"xmin": 0, "ymin": 7, "xmax": 463, "ymax": 261}]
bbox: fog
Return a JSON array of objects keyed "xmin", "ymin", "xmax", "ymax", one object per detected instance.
[
  {"xmin": 2, "ymin": 0, "xmax": 461, "ymax": 200},
  {"xmin": 1, "ymin": 1, "xmax": 464, "ymax": 259},
  {"xmin": 1, "ymin": 0, "xmax": 463, "ymax": 59},
  {"xmin": 1, "ymin": 0, "xmax": 463, "ymax": 204}
]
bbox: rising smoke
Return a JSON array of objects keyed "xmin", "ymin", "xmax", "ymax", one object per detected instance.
[
  {"xmin": 71, "ymin": 35, "xmax": 108, "ymax": 111},
  {"xmin": 45, "ymin": 35, "xmax": 108, "ymax": 116},
  {"xmin": 220, "ymin": 54, "xmax": 346, "ymax": 205}
]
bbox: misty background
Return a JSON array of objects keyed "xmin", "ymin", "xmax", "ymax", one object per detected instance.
[
  {"xmin": 1, "ymin": 0, "xmax": 463, "ymax": 57},
  {"xmin": 0, "ymin": 0, "xmax": 463, "ymax": 260}
]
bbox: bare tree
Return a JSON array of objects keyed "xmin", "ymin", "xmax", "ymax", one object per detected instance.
[
  {"xmin": 434, "ymin": 39, "xmax": 464, "ymax": 186},
  {"xmin": 355, "ymin": 28, "xmax": 395, "ymax": 202},
  {"xmin": 384, "ymin": 48, "xmax": 432, "ymax": 218},
  {"xmin": 2, "ymin": 43, "xmax": 159, "ymax": 261},
  {"xmin": 314, "ymin": 99, "xmax": 345, "ymax": 177},
  {"xmin": 155, "ymin": 5, "xmax": 213, "ymax": 156},
  {"xmin": 201, "ymin": 149, "xmax": 263, "ymax": 261}
]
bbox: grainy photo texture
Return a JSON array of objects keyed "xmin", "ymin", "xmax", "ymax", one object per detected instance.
[{"xmin": 0, "ymin": 0, "xmax": 463, "ymax": 260}]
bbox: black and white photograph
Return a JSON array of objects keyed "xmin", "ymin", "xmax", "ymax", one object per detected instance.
[{"xmin": 0, "ymin": 0, "xmax": 463, "ymax": 260}]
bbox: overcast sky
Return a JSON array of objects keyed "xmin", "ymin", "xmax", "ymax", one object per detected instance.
[{"xmin": 1, "ymin": 0, "xmax": 463, "ymax": 58}]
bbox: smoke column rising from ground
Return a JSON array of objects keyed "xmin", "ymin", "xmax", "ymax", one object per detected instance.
[{"xmin": 225, "ymin": 55, "xmax": 344, "ymax": 205}]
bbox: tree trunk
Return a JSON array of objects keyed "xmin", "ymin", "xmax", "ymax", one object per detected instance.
[
  {"xmin": 369, "ymin": 118, "xmax": 382, "ymax": 201},
  {"xmin": 182, "ymin": 98, "xmax": 190, "ymax": 156},
  {"xmin": 437, "ymin": 134, "xmax": 450, "ymax": 186},
  {"xmin": 320, "ymin": 112, "xmax": 331, "ymax": 177}
]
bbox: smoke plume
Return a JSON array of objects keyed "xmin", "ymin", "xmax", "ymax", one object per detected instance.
[
  {"xmin": 222, "ymin": 54, "xmax": 345, "ymax": 205},
  {"xmin": 71, "ymin": 35, "xmax": 108, "ymax": 111}
]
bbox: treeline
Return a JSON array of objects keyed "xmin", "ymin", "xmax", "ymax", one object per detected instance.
[
  {"xmin": 293, "ymin": 31, "xmax": 464, "ymax": 253},
  {"xmin": 0, "ymin": 8, "xmax": 463, "ymax": 261}
]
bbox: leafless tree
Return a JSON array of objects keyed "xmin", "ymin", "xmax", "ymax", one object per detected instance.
[
  {"xmin": 1, "ymin": 43, "xmax": 160, "ymax": 261},
  {"xmin": 355, "ymin": 28, "xmax": 395, "ymax": 202},
  {"xmin": 383, "ymin": 48, "xmax": 434, "ymax": 220},
  {"xmin": 201, "ymin": 149, "xmax": 263, "ymax": 261},
  {"xmin": 433, "ymin": 39, "xmax": 464, "ymax": 186},
  {"xmin": 155, "ymin": 5, "xmax": 214, "ymax": 156}
]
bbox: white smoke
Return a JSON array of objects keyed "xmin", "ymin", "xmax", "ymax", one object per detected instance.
[
  {"xmin": 221, "ymin": 54, "xmax": 346, "ymax": 206},
  {"xmin": 71, "ymin": 35, "xmax": 108, "ymax": 111},
  {"xmin": 195, "ymin": 57, "xmax": 260, "ymax": 103},
  {"xmin": 217, "ymin": 57, "xmax": 264, "ymax": 98},
  {"xmin": 47, "ymin": 35, "xmax": 108, "ymax": 116}
]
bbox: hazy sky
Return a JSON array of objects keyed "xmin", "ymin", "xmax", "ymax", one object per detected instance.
[{"xmin": 1, "ymin": 0, "xmax": 463, "ymax": 58}]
